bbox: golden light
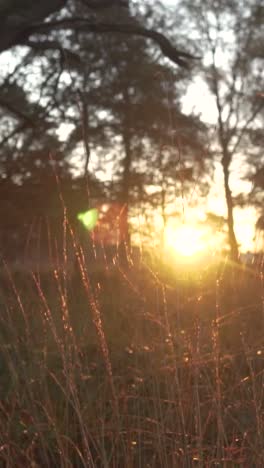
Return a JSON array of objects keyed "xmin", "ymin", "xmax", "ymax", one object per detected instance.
[{"xmin": 164, "ymin": 224, "xmax": 207, "ymax": 258}]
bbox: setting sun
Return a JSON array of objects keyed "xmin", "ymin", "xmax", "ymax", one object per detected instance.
[{"xmin": 164, "ymin": 224, "xmax": 207, "ymax": 258}]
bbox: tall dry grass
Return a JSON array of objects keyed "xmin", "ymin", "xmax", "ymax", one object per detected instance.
[{"xmin": 0, "ymin": 225, "xmax": 264, "ymax": 467}]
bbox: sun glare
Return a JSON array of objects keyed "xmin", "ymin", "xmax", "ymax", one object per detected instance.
[{"xmin": 165, "ymin": 224, "xmax": 207, "ymax": 258}]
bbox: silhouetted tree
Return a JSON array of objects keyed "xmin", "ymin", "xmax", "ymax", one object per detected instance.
[
  {"xmin": 0, "ymin": 1, "xmax": 206, "ymax": 255},
  {"xmin": 180, "ymin": 0, "xmax": 264, "ymax": 261}
]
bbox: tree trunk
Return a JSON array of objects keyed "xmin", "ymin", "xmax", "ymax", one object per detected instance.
[
  {"xmin": 161, "ymin": 183, "xmax": 167, "ymax": 251},
  {"xmin": 119, "ymin": 87, "xmax": 132, "ymax": 248},
  {"xmin": 221, "ymin": 152, "xmax": 239, "ymax": 262},
  {"xmin": 215, "ymin": 82, "xmax": 240, "ymax": 263}
]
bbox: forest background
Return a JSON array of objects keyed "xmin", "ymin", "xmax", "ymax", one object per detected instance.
[{"xmin": 0, "ymin": 0, "xmax": 263, "ymax": 263}]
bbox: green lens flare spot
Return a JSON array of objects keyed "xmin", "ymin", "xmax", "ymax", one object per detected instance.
[{"xmin": 77, "ymin": 208, "xmax": 98, "ymax": 230}]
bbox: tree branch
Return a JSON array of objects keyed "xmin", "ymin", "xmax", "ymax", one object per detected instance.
[
  {"xmin": 16, "ymin": 18, "xmax": 199, "ymax": 68},
  {"xmin": 0, "ymin": 97, "xmax": 36, "ymax": 126}
]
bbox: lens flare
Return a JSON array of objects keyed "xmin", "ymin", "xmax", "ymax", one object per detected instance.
[{"xmin": 77, "ymin": 208, "xmax": 98, "ymax": 230}]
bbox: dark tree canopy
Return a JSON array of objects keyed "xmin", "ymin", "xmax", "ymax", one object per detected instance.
[{"xmin": 0, "ymin": 1, "xmax": 207, "ymax": 257}]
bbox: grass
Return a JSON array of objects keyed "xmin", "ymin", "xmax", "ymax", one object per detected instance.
[{"xmin": 0, "ymin": 233, "xmax": 264, "ymax": 467}]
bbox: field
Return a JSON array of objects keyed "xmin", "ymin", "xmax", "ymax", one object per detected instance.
[{"xmin": 0, "ymin": 243, "xmax": 264, "ymax": 467}]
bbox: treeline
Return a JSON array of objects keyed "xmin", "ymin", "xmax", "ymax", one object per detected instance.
[{"xmin": 0, "ymin": 0, "xmax": 263, "ymax": 259}]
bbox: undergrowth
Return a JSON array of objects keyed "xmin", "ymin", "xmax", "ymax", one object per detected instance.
[{"xmin": 0, "ymin": 231, "xmax": 264, "ymax": 467}]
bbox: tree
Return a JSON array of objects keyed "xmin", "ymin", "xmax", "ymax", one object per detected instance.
[
  {"xmin": 0, "ymin": 0, "xmax": 199, "ymax": 185},
  {"xmin": 0, "ymin": 0, "xmax": 200, "ymax": 208},
  {"xmin": 180, "ymin": 0, "xmax": 264, "ymax": 261},
  {"xmin": 0, "ymin": 1, "xmax": 207, "ymax": 258}
]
